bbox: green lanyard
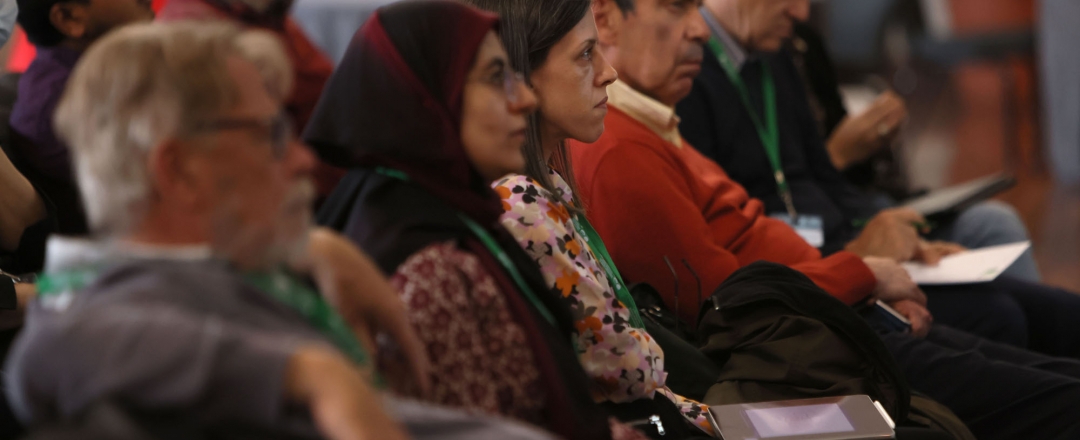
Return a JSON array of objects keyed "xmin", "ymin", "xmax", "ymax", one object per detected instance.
[
  {"xmin": 374, "ymin": 167, "xmax": 559, "ymax": 328},
  {"xmin": 36, "ymin": 269, "xmax": 96, "ymax": 299},
  {"xmin": 571, "ymin": 215, "xmax": 645, "ymax": 329},
  {"xmin": 243, "ymin": 272, "xmax": 370, "ymax": 367},
  {"xmin": 706, "ymin": 37, "xmax": 797, "ymax": 219},
  {"xmin": 37, "ymin": 267, "xmax": 371, "ymax": 368},
  {"xmin": 457, "ymin": 214, "xmax": 558, "ymax": 327}
]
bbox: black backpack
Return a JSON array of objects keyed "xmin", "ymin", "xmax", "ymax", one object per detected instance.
[{"xmin": 696, "ymin": 262, "xmax": 911, "ymax": 420}]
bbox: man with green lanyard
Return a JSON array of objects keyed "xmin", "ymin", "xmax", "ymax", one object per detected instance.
[
  {"xmin": 680, "ymin": 0, "xmax": 1042, "ymax": 272},
  {"xmin": 3, "ymin": 21, "xmax": 555, "ymax": 440},
  {"xmin": 686, "ymin": 0, "xmax": 931, "ymax": 255},
  {"xmin": 679, "ymin": 0, "xmax": 1080, "ymax": 355}
]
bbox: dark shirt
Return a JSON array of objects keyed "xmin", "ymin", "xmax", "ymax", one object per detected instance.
[
  {"xmin": 10, "ymin": 46, "xmax": 79, "ymax": 184},
  {"xmin": 789, "ymin": 23, "xmax": 909, "ymax": 196},
  {"xmin": 676, "ymin": 44, "xmax": 879, "ymax": 255},
  {"xmin": 790, "ymin": 23, "xmax": 848, "ymax": 140},
  {"xmin": 8, "ymin": 46, "xmax": 88, "ymax": 234}
]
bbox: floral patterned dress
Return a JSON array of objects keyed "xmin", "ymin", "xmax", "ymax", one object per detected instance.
[{"xmin": 495, "ymin": 170, "xmax": 713, "ymax": 434}]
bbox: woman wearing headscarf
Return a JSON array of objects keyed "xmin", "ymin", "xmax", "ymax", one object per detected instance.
[{"xmin": 304, "ymin": 2, "xmax": 641, "ymax": 439}]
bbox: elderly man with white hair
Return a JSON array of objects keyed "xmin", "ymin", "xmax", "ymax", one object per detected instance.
[{"xmin": 3, "ymin": 20, "xmax": 554, "ymax": 440}]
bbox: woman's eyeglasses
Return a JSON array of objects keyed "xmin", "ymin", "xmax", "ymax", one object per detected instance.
[{"xmin": 480, "ymin": 65, "xmax": 529, "ymax": 106}]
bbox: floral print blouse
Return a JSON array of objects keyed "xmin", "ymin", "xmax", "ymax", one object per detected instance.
[{"xmin": 495, "ymin": 170, "xmax": 712, "ymax": 434}]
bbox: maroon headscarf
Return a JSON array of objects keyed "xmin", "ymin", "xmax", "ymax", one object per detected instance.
[
  {"xmin": 303, "ymin": 0, "xmax": 504, "ymax": 225},
  {"xmin": 305, "ymin": 2, "xmax": 612, "ymax": 439}
]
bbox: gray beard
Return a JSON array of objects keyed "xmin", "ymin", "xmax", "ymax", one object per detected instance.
[{"xmin": 209, "ymin": 179, "xmax": 316, "ymax": 271}]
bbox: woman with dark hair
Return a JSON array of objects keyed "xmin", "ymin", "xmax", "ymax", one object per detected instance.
[
  {"xmin": 304, "ymin": 1, "xmax": 643, "ymax": 439},
  {"xmin": 465, "ymin": 0, "xmax": 713, "ymax": 436}
]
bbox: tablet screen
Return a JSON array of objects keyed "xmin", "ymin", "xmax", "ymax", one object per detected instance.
[{"xmin": 745, "ymin": 403, "xmax": 856, "ymax": 438}]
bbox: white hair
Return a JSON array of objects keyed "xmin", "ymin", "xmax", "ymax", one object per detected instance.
[{"xmin": 54, "ymin": 20, "xmax": 293, "ymax": 235}]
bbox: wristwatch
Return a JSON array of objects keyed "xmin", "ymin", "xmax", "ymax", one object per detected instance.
[{"xmin": 0, "ymin": 269, "xmax": 22, "ymax": 310}]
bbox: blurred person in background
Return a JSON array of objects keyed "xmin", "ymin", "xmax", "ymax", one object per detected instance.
[
  {"xmin": 679, "ymin": 0, "xmax": 1037, "ymax": 280},
  {"xmin": 784, "ymin": 21, "xmax": 1039, "ymax": 284},
  {"xmin": 0, "ymin": 0, "xmax": 18, "ymax": 47},
  {"xmin": 788, "ymin": 21, "xmax": 910, "ymax": 200},
  {"xmin": 9, "ymin": 0, "xmax": 154, "ymax": 235},
  {"xmin": 675, "ymin": 0, "xmax": 1080, "ymax": 359}
]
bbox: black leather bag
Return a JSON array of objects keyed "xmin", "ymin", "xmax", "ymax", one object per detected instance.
[
  {"xmin": 629, "ymin": 282, "xmax": 697, "ymax": 344},
  {"xmin": 697, "ymin": 262, "xmax": 911, "ymax": 421}
]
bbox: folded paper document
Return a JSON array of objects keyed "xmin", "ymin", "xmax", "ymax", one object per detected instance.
[{"xmin": 902, "ymin": 241, "xmax": 1030, "ymax": 285}]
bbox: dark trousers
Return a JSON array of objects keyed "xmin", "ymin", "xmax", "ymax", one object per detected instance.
[
  {"xmin": 865, "ymin": 312, "xmax": 1080, "ymax": 440},
  {"xmin": 924, "ymin": 276, "xmax": 1080, "ymax": 358}
]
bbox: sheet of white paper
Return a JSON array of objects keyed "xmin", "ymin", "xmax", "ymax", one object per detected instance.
[{"xmin": 902, "ymin": 241, "xmax": 1030, "ymax": 285}]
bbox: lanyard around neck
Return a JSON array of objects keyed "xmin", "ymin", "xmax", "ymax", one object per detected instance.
[
  {"xmin": 570, "ymin": 215, "xmax": 645, "ymax": 329},
  {"xmin": 706, "ymin": 37, "xmax": 797, "ymax": 219},
  {"xmin": 374, "ymin": 167, "xmax": 559, "ymax": 328},
  {"xmin": 244, "ymin": 272, "xmax": 370, "ymax": 366}
]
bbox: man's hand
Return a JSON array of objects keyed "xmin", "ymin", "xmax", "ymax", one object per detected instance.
[
  {"xmin": 845, "ymin": 208, "xmax": 927, "ymax": 261},
  {"xmin": 862, "ymin": 256, "xmax": 926, "ymax": 305},
  {"xmin": 286, "ymin": 346, "xmax": 410, "ymax": 440},
  {"xmin": 294, "ymin": 228, "xmax": 432, "ymax": 396},
  {"xmin": 887, "ymin": 299, "xmax": 932, "ymax": 338},
  {"xmin": 827, "ymin": 90, "xmax": 908, "ymax": 170},
  {"xmin": 914, "ymin": 241, "xmax": 967, "ymax": 266}
]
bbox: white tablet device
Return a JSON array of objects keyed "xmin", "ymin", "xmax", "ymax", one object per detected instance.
[{"xmin": 707, "ymin": 395, "xmax": 895, "ymax": 440}]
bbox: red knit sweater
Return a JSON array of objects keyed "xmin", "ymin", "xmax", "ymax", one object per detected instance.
[{"xmin": 569, "ymin": 107, "xmax": 876, "ymax": 324}]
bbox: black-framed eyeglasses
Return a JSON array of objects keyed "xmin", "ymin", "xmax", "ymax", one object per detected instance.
[{"xmin": 191, "ymin": 113, "xmax": 293, "ymax": 159}]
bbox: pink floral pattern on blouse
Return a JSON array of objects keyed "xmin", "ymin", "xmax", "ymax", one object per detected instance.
[{"xmin": 495, "ymin": 170, "xmax": 713, "ymax": 434}]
